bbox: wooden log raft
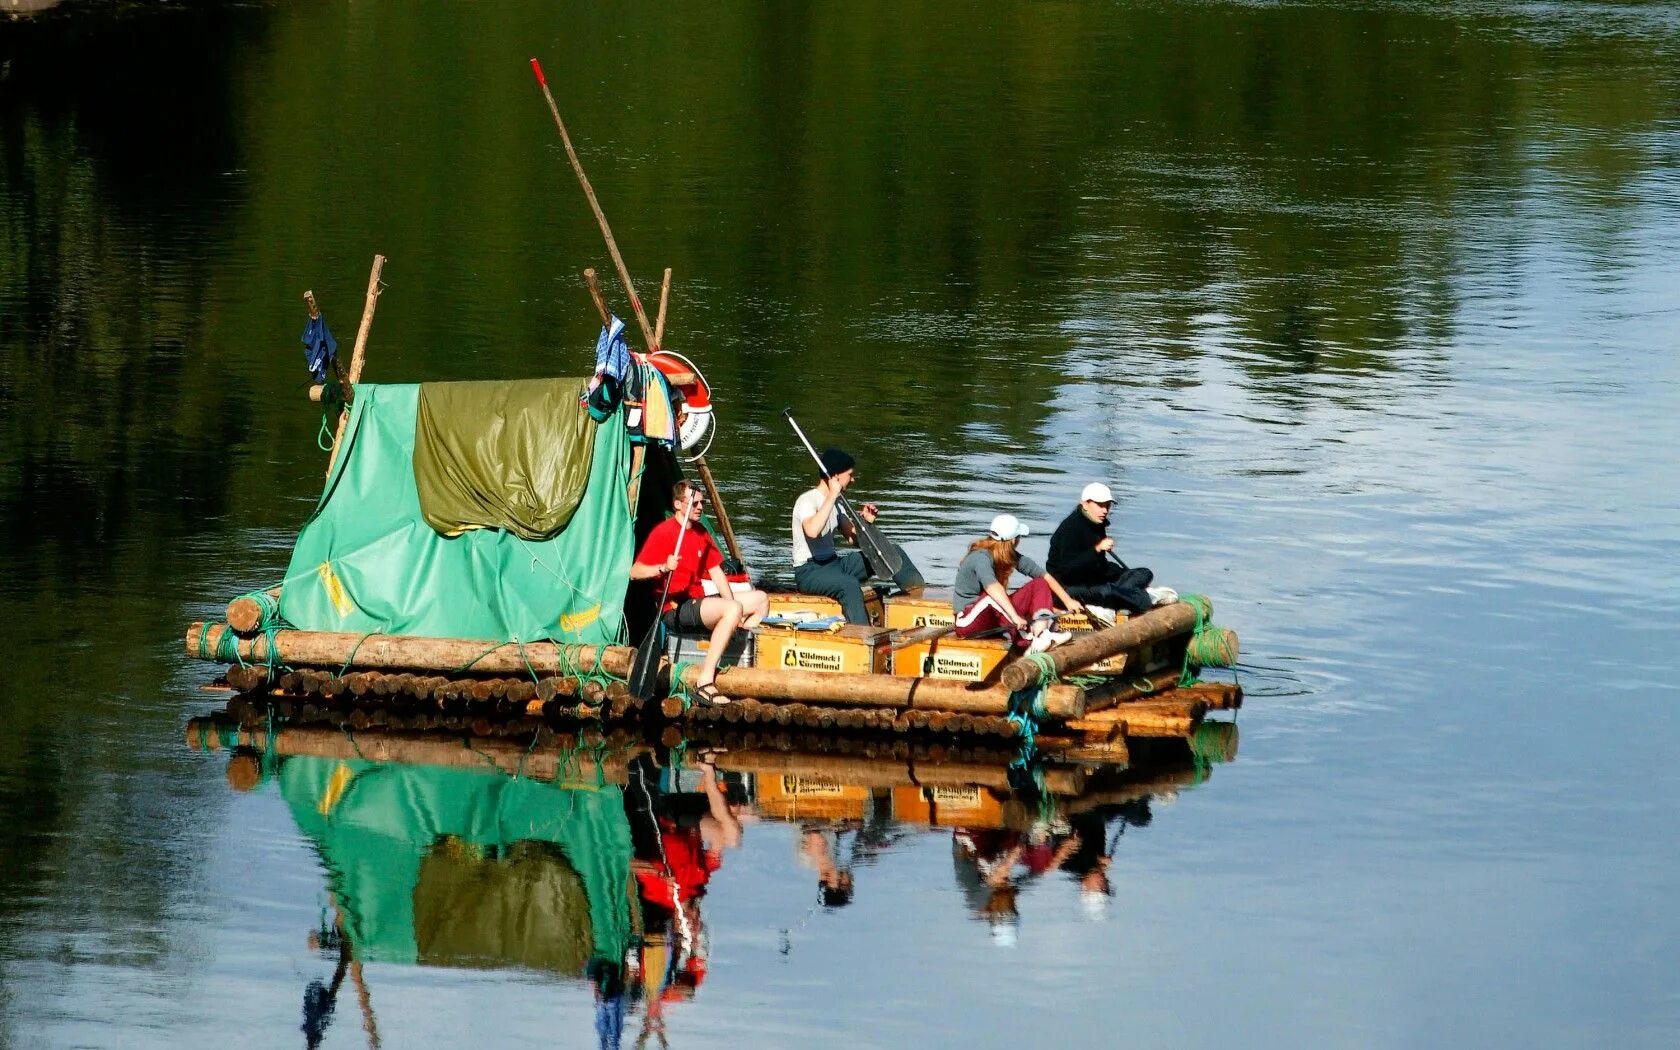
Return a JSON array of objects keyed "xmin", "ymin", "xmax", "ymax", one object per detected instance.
[
  {"xmin": 668, "ymin": 664, "xmax": 1085, "ymax": 718},
  {"xmin": 186, "ymin": 622, "xmax": 633, "ymax": 678},
  {"xmin": 998, "ymin": 601, "xmax": 1200, "ymax": 693}
]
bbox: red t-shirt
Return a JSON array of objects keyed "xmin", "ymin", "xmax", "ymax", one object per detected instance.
[
  {"xmin": 633, "ymin": 819, "xmax": 721, "ymax": 909},
  {"xmin": 636, "ymin": 517, "xmax": 723, "ymax": 607}
]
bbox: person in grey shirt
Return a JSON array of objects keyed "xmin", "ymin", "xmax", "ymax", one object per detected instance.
[{"xmin": 952, "ymin": 514, "xmax": 1083, "ymax": 643}]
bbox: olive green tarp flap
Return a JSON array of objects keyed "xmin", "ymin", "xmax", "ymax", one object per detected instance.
[
  {"xmin": 279, "ymin": 755, "xmax": 634, "ymax": 972},
  {"xmin": 413, "ymin": 841, "xmax": 593, "ymax": 974},
  {"xmin": 414, "ymin": 379, "xmax": 596, "ymax": 540},
  {"xmin": 278, "ymin": 384, "xmax": 631, "ymax": 644}
]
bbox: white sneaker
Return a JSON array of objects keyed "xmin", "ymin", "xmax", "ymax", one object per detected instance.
[
  {"xmin": 1026, "ymin": 629, "xmax": 1071, "ymax": 654},
  {"xmin": 1147, "ymin": 586, "xmax": 1178, "ymax": 606}
]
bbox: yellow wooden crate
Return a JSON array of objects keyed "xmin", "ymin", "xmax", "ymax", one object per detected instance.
[
  {"xmin": 881, "ymin": 595, "xmax": 955, "ymax": 631},
  {"xmin": 756, "ymin": 624, "xmax": 892, "ymax": 675},
  {"xmin": 757, "ymin": 775, "xmax": 870, "ymax": 820},
  {"xmin": 891, "ymin": 784, "xmax": 1005, "ymax": 828},
  {"xmin": 892, "ymin": 634, "xmax": 1011, "ymax": 682},
  {"xmin": 767, "ymin": 592, "xmax": 844, "ymax": 618},
  {"xmin": 765, "ymin": 589, "xmax": 884, "ymax": 625}
]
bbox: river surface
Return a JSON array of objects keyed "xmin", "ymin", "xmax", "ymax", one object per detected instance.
[{"xmin": 3, "ymin": 2, "xmax": 1679, "ymax": 1048}]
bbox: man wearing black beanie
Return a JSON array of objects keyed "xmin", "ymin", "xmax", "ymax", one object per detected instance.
[{"xmin": 789, "ymin": 447, "xmax": 916, "ymax": 623}]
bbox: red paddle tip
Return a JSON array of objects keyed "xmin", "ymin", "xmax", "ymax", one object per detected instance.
[{"xmin": 530, "ymin": 58, "xmax": 546, "ymax": 87}]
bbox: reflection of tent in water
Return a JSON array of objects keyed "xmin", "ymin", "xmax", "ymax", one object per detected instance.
[{"xmin": 280, "ymin": 754, "xmax": 633, "ymax": 976}]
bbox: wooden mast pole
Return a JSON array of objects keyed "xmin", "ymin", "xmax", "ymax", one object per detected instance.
[
  {"xmin": 324, "ymin": 254, "xmax": 386, "ymax": 479},
  {"xmin": 531, "ymin": 58, "xmax": 745, "ymax": 566}
]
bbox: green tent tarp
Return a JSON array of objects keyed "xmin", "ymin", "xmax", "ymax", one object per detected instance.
[
  {"xmin": 277, "ymin": 382, "xmax": 632, "ymax": 645},
  {"xmin": 280, "ymin": 755, "xmax": 634, "ymax": 972}
]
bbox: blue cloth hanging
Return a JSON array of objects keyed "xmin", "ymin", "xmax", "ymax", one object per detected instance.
[
  {"xmin": 594, "ymin": 316, "xmax": 632, "ymax": 383},
  {"xmin": 302, "ymin": 314, "xmax": 338, "ymax": 385}
]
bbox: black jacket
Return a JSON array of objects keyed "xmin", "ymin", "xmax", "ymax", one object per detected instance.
[{"xmin": 1047, "ymin": 507, "xmax": 1113, "ymax": 587}]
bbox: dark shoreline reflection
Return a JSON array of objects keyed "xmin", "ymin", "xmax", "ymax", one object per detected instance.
[{"xmin": 185, "ymin": 701, "xmax": 1235, "ymax": 1047}]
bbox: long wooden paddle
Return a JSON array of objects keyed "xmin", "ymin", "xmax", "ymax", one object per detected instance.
[
  {"xmin": 782, "ymin": 409, "xmax": 924, "ymax": 591},
  {"xmin": 530, "ymin": 58, "xmax": 745, "ymax": 567},
  {"xmin": 628, "ymin": 497, "xmax": 695, "ymax": 700}
]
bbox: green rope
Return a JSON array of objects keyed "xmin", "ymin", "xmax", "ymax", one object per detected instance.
[
  {"xmin": 337, "ymin": 631, "xmax": 380, "ymax": 677},
  {"xmin": 317, "ymin": 413, "xmax": 337, "ymax": 452},
  {"xmin": 669, "ymin": 660, "xmax": 704, "ymax": 710},
  {"xmin": 260, "ymin": 705, "xmax": 279, "ymax": 782},
  {"xmin": 235, "ymin": 588, "xmax": 283, "ymax": 630},
  {"xmin": 1177, "ymin": 592, "xmax": 1215, "ymax": 688},
  {"xmin": 1023, "ymin": 651, "xmax": 1059, "ymax": 687}
]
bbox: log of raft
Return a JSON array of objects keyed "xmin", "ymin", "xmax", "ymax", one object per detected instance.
[
  {"xmin": 185, "ymin": 718, "xmax": 634, "ymax": 784},
  {"xmin": 226, "ymin": 588, "xmax": 281, "ymax": 635},
  {"xmin": 1065, "ymin": 697, "xmax": 1209, "ymax": 737},
  {"xmin": 711, "ymin": 749, "xmax": 1085, "ymax": 795},
  {"xmin": 670, "ymin": 664, "xmax": 1085, "ymax": 718},
  {"xmin": 1081, "ymin": 668, "xmax": 1187, "ymax": 710},
  {"xmin": 998, "ymin": 601, "xmax": 1200, "ymax": 692},
  {"xmin": 187, "ymin": 623, "xmax": 634, "ymax": 678}
]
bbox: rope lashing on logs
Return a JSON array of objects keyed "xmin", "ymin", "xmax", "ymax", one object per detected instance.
[
  {"xmin": 1005, "ymin": 657, "xmax": 1056, "ymax": 750},
  {"xmin": 200, "ymin": 619, "xmax": 287, "ymax": 683},
  {"xmin": 337, "ymin": 631, "xmax": 381, "ymax": 678},
  {"xmin": 1177, "ymin": 592, "xmax": 1237, "ymax": 686},
  {"xmin": 1021, "ymin": 650, "xmax": 1060, "ymax": 688},
  {"xmin": 554, "ymin": 641, "xmax": 627, "ymax": 694},
  {"xmin": 668, "ymin": 660, "xmax": 704, "ymax": 711}
]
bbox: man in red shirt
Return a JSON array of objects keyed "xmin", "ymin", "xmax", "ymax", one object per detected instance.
[{"xmin": 631, "ymin": 481, "xmax": 769, "ymax": 703}]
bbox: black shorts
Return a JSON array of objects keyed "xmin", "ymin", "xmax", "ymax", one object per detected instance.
[{"xmin": 660, "ymin": 598, "xmax": 707, "ymax": 632}]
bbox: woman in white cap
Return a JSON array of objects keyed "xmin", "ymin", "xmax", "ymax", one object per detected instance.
[{"xmin": 951, "ymin": 514, "xmax": 1082, "ymax": 643}]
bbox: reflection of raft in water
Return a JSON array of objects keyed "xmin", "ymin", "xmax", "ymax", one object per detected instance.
[
  {"xmin": 184, "ymin": 315, "xmax": 1239, "ymax": 747},
  {"xmin": 187, "ymin": 704, "xmax": 1239, "ymax": 835}
]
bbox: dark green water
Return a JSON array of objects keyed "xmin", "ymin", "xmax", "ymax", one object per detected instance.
[{"xmin": 3, "ymin": 1, "xmax": 1678, "ymax": 1047}]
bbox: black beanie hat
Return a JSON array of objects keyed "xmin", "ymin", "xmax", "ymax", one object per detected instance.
[{"xmin": 819, "ymin": 447, "xmax": 855, "ymax": 476}]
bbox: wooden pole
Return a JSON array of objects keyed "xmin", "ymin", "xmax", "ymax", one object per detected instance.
[
  {"xmin": 887, "ymin": 624, "xmax": 955, "ymax": 653},
  {"xmin": 187, "ymin": 622, "xmax": 633, "ymax": 678},
  {"xmin": 324, "ymin": 255, "xmax": 387, "ymax": 480},
  {"xmin": 691, "ymin": 459, "xmax": 743, "ymax": 566},
  {"xmin": 998, "ymin": 602, "xmax": 1198, "ymax": 692},
  {"xmin": 654, "ymin": 267, "xmax": 672, "ymax": 349},
  {"xmin": 531, "ymin": 62, "xmax": 745, "ymax": 566}
]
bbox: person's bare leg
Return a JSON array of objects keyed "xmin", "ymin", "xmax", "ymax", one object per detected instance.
[
  {"xmin": 738, "ymin": 588, "xmax": 769, "ymax": 629},
  {"xmin": 696, "ymin": 597, "xmax": 743, "ymax": 687}
]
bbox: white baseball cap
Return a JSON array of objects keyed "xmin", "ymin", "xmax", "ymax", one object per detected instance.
[
  {"xmin": 988, "ymin": 514, "xmax": 1029, "ymax": 541},
  {"xmin": 1081, "ymin": 482, "xmax": 1114, "ymax": 504}
]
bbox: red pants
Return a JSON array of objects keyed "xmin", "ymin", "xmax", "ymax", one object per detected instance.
[{"xmin": 953, "ymin": 577, "xmax": 1057, "ymax": 640}]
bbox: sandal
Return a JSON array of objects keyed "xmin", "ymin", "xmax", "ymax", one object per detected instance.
[{"xmin": 692, "ymin": 682, "xmax": 730, "ymax": 708}]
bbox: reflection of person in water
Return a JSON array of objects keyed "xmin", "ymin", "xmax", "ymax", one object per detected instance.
[
  {"xmin": 951, "ymin": 798, "xmax": 1152, "ymax": 941},
  {"xmin": 301, "ymin": 917, "xmax": 349, "ymax": 1049},
  {"xmin": 301, "ymin": 901, "xmax": 381, "ymax": 1050},
  {"xmin": 621, "ymin": 747, "xmax": 744, "ymax": 1014},
  {"xmin": 798, "ymin": 824, "xmax": 857, "ymax": 907}
]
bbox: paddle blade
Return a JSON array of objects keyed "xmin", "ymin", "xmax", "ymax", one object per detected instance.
[{"xmin": 627, "ymin": 622, "xmax": 664, "ymax": 700}]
